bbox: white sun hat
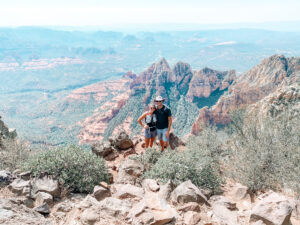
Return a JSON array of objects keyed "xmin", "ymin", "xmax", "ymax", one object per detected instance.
[{"xmin": 154, "ymin": 96, "xmax": 164, "ymax": 102}]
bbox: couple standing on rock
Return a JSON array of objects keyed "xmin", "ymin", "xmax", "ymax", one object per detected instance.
[{"xmin": 138, "ymin": 96, "xmax": 172, "ymax": 151}]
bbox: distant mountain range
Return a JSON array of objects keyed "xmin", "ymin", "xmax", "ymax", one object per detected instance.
[
  {"xmin": 75, "ymin": 54, "xmax": 300, "ymax": 144},
  {"xmin": 0, "ymin": 27, "xmax": 300, "ymax": 146}
]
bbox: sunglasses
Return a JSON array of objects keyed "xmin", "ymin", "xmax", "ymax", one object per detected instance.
[{"xmin": 155, "ymin": 101, "xmax": 162, "ymax": 102}]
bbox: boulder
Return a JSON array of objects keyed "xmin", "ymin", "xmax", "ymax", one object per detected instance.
[
  {"xmin": 211, "ymin": 196, "xmax": 239, "ymax": 225},
  {"xmin": 93, "ymin": 185, "xmax": 111, "ymax": 201},
  {"xmin": 142, "ymin": 179, "xmax": 160, "ymax": 192},
  {"xmin": 116, "ymin": 159, "xmax": 144, "ymax": 185},
  {"xmin": 250, "ymin": 192, "xmax": 293, "ymax": 225},
  {"xmin": 183, "ymin": 211, "xmax": 201, "ymax": 225},
  {"xmin": 24, "ymin": 198, "xmax": 35, "ymax": 208},
  {"xmin": 127, "ymin": 193, "xmax": 177, "ymax": 225},
  {"xmin": 171, "ymin": 180, "xmax": 208, "ymax": 205},
  {"xmin": 91, "ymin": 141, "xmax": 114, "ymax": 157},
  {"xmin": 0, "ymin": 198, "xmax": 50, "ymax": 225},
  {"xmin": 31, "ymin": 176, "xmax": 60, "ymax": 198},
  {"xmin": 35, "ymin": 192, "xmax": 53, "ymax": 206},
  {"xmin": 110, "ymin": 130, "xmax": 133, "ymax": 150},
  {"xmin": 19, "ymin": 171, "xmax": 31, "ymax": 181},
  {"xmin": 158, "ymin": 180, "xmax": 175, "ymax": 201},
  {"xmin": 178, "ymin": 202, "xmax": 201, "ymax": 213},
  {"xmin": 80, "ymin": 207, "xmax": 100, "ymax": 225},
  {"xmin": 169, "ymin": 133, "xmax": 185, "ymax": 150},
  {"xmin": 9, "ymin": 178, "xmax": 31, "ymax": 196},
  {"xmin": 34, "ymin": 203, "xmax": 50, "ymax": 214},
  {"xmin": 230, "ymin": 183, "xmax": 250, "ymax": 200},
  {"xmin": 0, "ymin": 170, "xmax": 12, "ymax": 186},
  {"xmin": 114, "ymin": 184, "xmax": 144, "ymax": 199},
  {"xmin": 210, "ymin": 196, "xmax": 237, "ymax": 211},
  {"xmin": 98, "ymin": 197, "xmax": 132, "ymax": 217}
]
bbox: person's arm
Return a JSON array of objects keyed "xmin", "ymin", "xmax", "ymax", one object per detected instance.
[
  {"xmin": 137, "ymin": 113, "xmax": 149, "ymax": 129},
  {"xmin": 165, "ymin": 116, "xmax": 172, "ymax": 138}
]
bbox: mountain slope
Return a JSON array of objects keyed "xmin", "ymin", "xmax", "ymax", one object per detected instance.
[
  {"xmin": 192, "ymin": 55, "xmax": 300, "ymax": 134},
  {"xmin": 78, "ymin": 58, "xmax": 236, "ymax": 143}
]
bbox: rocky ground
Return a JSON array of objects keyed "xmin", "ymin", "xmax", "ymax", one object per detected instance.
[{"xmin": 1, "ymin": 130, "xmax": 300, "ymax": 225}]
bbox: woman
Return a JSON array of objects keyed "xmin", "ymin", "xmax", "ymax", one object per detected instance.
[{"xmin": 137, "ymin": 104, "xmax": 157, "ymax": 148}]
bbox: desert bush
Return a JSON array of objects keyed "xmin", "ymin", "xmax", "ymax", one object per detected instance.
[
  {"xmin": 23, "ymin": 145, "xmax": 110, "ymax": 193},
  {"xmin": 0, "ymin": 139, "xmax": 30, "ymax": 171},
  {"xmin": 143, "ymin": 148, "xmax": 222, "ymax": 193},
  {"xmin": 227, "ymin": 109, "xmax": 300, "ymax": 193},
  {"xmin": 130, "ymin": 148, "xmax": 162, "ymax": 170}
]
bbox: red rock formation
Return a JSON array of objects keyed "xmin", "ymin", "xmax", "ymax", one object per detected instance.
[
  {"xmin": 74, "ymin": 78, "xmax": 133, "ymax": 144},
  {"xmin": 192, "ymin": 55, "xmax": 300, "ymax": 134},
  {"xmin": 130, "ymin": 58, "xmax": 234, "ymax": 103},
  {"xmin": 186, "ymin": 67, "xmax": 235, "ymax": 101}
]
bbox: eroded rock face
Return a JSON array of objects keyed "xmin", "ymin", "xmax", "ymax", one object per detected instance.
[
  {"xmin": 250, "ymin": 192, "xmax": 293, "ymax": 225},
  {"xmin": 247, "ymin": 84, "xmax": 300, "ymax": 122},
  {"xmin": 75, "ymin": 78, "xmax": 132, "ymax": 144},
  {"xmin": 186, "ymin": 67, "xmax": 235, "ymax": 101},
  {"xmin": 192, "ymin": 55, "xmax": 300, "ymax": 134},
  {"xmin": 130, "ymin": 58, "xmax": 235, "ymax": 104}
]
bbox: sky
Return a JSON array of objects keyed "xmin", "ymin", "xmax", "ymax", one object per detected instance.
[{"xmin": 0, "ymin": 0, "xmax": 300, "ymax": 28}]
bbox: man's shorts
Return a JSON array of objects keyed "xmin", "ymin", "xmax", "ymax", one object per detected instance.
[
  {"xmin": 144, "ymin": 129, "xmax": 157, "ymax": 139},
  {"xmin": 157, "ymin": 128, "xmax": 169, "ymax": 142}
]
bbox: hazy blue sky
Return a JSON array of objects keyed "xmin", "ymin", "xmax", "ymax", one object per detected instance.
[{"xmin": 1, "ymin": 0, "xmax": 300, "ymax": 27}]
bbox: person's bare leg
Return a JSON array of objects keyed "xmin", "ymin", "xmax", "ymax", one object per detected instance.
[
  {"xmin": 160, "ymin": 140, "xmax": 164, "ymax": 151},
  {"xmin": 145, "ymin": 138, "xmax": 150, "ymax": 148},
  {"xmin": 164, "ymin": 141, "xmax": 169, "ymax": 149},
  {"xmin": 150, "ymin": 137, "xmax": 155, "ymax": 147}
]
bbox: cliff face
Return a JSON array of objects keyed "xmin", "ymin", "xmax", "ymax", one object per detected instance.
[
  {"xmin": 186, "ymin": 68, "xmax": 235, "ymax": 101},
  {"xmin": 247, "ymin": 85, "xmax": 300, "ymax": 121},
  {"xmin": 192, "ymin": 55, "xmax": 300, "ymax": 134},
  {"xmin": 130, "ymin": 58, "xmax": 235, "ymax": 104}
]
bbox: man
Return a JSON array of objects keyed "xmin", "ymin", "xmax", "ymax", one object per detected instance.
[{"xmin": 154, "ymin": 96, "xmax": 172, "ymax": 151}]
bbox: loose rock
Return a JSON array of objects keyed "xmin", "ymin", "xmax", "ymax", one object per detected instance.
[
  {"xmin": 171, "ymin": 180, "xmax": 208, "ymax": 205},
  {"xmin": 31, "ymin": 176, "xmax": 60, "ymax": 198},
  {"xmin": 114, "ymin": 184, "xmax": 144, "ymax": 199},
  {"xmin": 9, "ymin": 178, "xmax": 31, "ymax": 196},
  {"xmin": 93, "ymin": 185, "xmax": 111, "ymax": 201},
  {"xmin": 250, "ymin": 192, "xmax": 293, "ymax": 225}
]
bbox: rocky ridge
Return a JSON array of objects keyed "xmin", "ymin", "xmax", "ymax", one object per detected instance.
[
  {"xmin": 1, "ymin": 161, "xmax": 300, "ymax": 225},
  {"xmin": 1, "ymin": 121, "xmax": 300, "ymax": 224},
  {"xmin": 192, "ymin": 55, "xmax": 300, "ymax": 134}
]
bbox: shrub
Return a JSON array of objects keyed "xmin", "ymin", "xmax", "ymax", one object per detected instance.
[
  {"xmin": 130, "ymin": 148, "xmax": 162, "ymax": 170},
  {"xmin": 0, "ymin": 139, "xmax": 30, "ymax": 171},
  {"xmin": 227, "ymin": 109, "xmax": 300, "ymax": 193},
  {"xmin": 143, "ymin": 149, "xmax": 222, "ymax": 193},
  {"xmin": 23, "ymin": 145, "xmax": 110, "ymax": 193}
]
